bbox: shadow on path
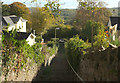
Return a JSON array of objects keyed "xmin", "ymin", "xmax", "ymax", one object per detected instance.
[{"xmin": 32, "ymin": 43, "xmax": 77, "ymax": 81}]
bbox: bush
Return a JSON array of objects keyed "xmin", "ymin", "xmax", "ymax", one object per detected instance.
[
  {"xmin": 35, "ymin": 36, "xmax": 42, "ymax": 43},
  {"xmin": 81, "ymin": 20, "xmax": 105, "ymax": 42},
  {"xmin": 65, "ymin": 35, "xmax": 91, "ymax": 71},
  {"xmin": 47, "ymin": 39, "xmax": 59, "ymax": 55},
  {"xmin": 2, "ymin": 30, "xmax": 44, "ymax": 77},
  {"xmin": 46, "ymin": 45, "xmax": 58, "ymax": 56},
  {"xmin": 47, "ymin": 41, "xmax": 55, "ymax": 48},
  {"xmin": 43, "ymin": 25, "xmax": 79, "ymax": 41},
  {"xmin": 94, "ymin": 26, "xmax": 109, "ymax": 49},
  {"xmin": 32, "ymin": 42, "xmax": 45, "ymax": 64},
  {"xmin": 111, "ymin": 39, "xmax": 120, "ymax": 46}
]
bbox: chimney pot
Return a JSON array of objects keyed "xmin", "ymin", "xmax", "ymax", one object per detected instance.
[{"xmin": 33, "ymin": 30, "xmax": 35, "ymax": 35}]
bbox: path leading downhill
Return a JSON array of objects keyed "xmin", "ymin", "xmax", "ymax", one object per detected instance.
[{"xmin": 32, "ymin": 43, "xmax": 78, "ymax": 81}]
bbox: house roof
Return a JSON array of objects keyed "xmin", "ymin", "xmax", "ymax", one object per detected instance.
[
  {"xmin": 2, "ymin": 15, "xmax": 27, "ymax": 27},
  {"xmin": 108, "ymin": 16, "xmax": 120, "ymax": 30},
  {"xmin": 3, "ymin": 30, "xmax": 34, "ymax": 40},
  {"xmin": 3, "ymin": 16, "xmax": 14, "ymax": 26},
  {"xmin": 10, "ymin": 17, "xmax": 20, "ymax": 24},
  {"xmin": 9, "ymin": 15, "xmax": 17, "ymax": 17},
  {"xmin": 15, "ymin": 32, "xmax": 31, "ymax": 40},
  {"xmin": 2, "ymin": 17, "xmax": 8, "ymax": 26}
]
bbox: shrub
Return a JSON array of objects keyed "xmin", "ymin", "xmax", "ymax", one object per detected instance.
[
  {"xmin": 65, "ymin": 35, "xmax": 91, "ymax": 70},
  {"xmin": 81, "ymin": 20, "xmax": 105, "ymax": 42},
  {"xmin": 94, "ymin": 26, "xmax": 109, "ymax": 49},
  {"xmin": 35, "ymin": 36, "xmax": 42, "ymax": 43},
  {"xmin": 2, "ymin": 30, "xmax": 44, "ymax": 77},
  {"xmin": 111, "ymin": 38, "xmax": 120, "ymax": 46},
  {"xmin": 47, "ymin": 40, "xmax": 55, "ymax": 48}
]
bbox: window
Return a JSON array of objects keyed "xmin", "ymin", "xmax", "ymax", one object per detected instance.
[{"xmin": 30, "ymin": 35, "xmax": 34, "ymax": 39}]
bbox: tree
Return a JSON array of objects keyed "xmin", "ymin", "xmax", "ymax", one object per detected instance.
[
  {"xmin": 73, "ymin": 0, "xmax": 111, "ymax": 46},
  {"xmin": 2, "ymin": 1, "xmax": 61, "ymax": 34},
  {"xmin": 31, "ymin": 7, "xmax": 56, "ymax": 35},
  {"xmin": 43, "ymin": 24, "xmax": 79, "ymax": 41},
  {"xmin": 94, "ymin": 24, "xmax": 109, "ymax": 48},
  {"xmin": 81, "ymin": 20, "xmax": 105, "ymax": 42},
  {"xmin": 74, "ymin": 0, "xmax": 111, "ymax": 31},
  {"xmin": 74, "ymin": 8, "xmax": 111, "ymax": 28},
  {"xmin": 9, "ymin": 2, "xmax": 30, "ymax": 17},
  {"xmin": 2, "ymin": 2, "xmax": 32, "ymax": 30},
  {"xmin": 9, "ymin": 2, "xmax": 32, "ymax": 30},
  {"xmin": 2, "ymin": 4, "xmax": 11, "ymax": 16},
  {"xmin": 30, "ymin": 0, "xmax": 61, "ymax": 35}
]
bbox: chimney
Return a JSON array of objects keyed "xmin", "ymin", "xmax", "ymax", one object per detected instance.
[{"xmin": 33, "ymin": 30, "xmax": 35, "ymax": 35}]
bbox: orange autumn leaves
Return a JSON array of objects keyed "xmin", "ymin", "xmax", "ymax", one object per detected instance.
[
  {"xmin": 10, "ymin": 2, "xmax": 30, "ymax": 16},
  {"xmin": 99, "ymin": 30, "xmax": 109, "ymax": 37},
  {"xmin": 9, "ymin": 2, "xmax": 32, "ymax": 28}
]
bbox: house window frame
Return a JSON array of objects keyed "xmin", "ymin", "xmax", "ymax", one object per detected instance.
[{"xmin": 30, "ymin": 35, "xmax": 34, "ymax": 39}]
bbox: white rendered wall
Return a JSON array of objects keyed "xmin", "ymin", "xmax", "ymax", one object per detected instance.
[
  {"xmin": 8, "ymin": 25, "xmax": 15, "ymax": 31},
  {"xmin": 16, "ymin": 18, "xmax": 26, "ymax": 32},
  {"xmin": 26, "ymin": 34, "xmax": 36, "ymax": 46}
]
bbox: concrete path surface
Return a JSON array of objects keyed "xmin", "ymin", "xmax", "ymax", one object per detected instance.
[{"xmin": 32, "ymin": 43, "xmax": 78, "ymax": 81}]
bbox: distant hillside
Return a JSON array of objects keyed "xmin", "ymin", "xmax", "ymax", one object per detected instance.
[
  {"xmin": 60, "ymin": 9, "xmax": 76, "ymax": 24},
  {"xmin": 108, "ymin": 7, "xmax": 119, "ymax": 16},
  {"xmin": 29, "ymin": 7, "xmax": 120, "ymax": 25},
  {"xmin": 60, "ymin": 8, "xmax": 118, "ymax": 25}
]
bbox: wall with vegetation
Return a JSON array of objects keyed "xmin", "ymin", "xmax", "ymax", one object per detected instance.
[
  {"xmin": 1, "ymin": 30, "xmax": 58, "ymax": 82},
  {"xmin": 78, "ymin": 47, "xmax": 120, "ymax": 81},
  {"xmin": 65, "ymin": 35, "xmax": 120, "ymax": 81},
  {"xmin": 65, "ymin": 35, "xmax": 91, "ymax": 71},
  {"xmin": 1, "ymin": 58, "xmax": 39, "ymax": 81}
]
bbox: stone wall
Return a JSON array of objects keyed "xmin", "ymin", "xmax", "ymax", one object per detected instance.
[
  {"xmin": 1, "ymin": 58, "xmax": 40, "ymax": 82},
  {"xmin": 78, "ymin": 47, "xmax": 120, "ymax": 81},
  {"xmin": 1, "ymin": 47, "xmax": 57, "ymax": 82}
]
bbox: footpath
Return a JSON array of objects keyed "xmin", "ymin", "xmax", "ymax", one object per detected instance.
[{"xmin": 32, "ymin": 43, "xmax": 77, "ymax": 81}]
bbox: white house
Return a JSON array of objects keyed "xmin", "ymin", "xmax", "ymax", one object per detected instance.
[
  {"xmin": 2, "ymin": 15, "xmax": 36, "ymax": 46},
  {"xmin": 109, "ymin": 24, "xmax": 117, "ymax": 41},
  {"xmin": 108, "ymin": 16, "xmax": 120, "ymax": 41},
  {"xmin": 2, "ymin": 15, "xmax": 27, "ymax": 32},
  {"xmin": 26, "ymin": 33, "xmax": 36, "ymax": 46}
]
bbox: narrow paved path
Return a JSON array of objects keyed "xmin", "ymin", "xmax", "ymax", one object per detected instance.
[{"xmin": 32, "ymin": 43, "xmax": 78, "ymax": 81}]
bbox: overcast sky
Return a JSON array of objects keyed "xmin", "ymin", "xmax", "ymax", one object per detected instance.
[{"xmin": 1, "ymin": 0, "xmax": 120, "ymax": 9}]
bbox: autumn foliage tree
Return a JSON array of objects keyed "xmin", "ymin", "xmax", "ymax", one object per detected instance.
[
  {"xmin": 10, "ymin": 2, "xmax": 32, "ymax": 29},
  {"xmin": 81, "ymin": 20, "xmax": 106, "ymax": 42},
  {"xmin": 30, "ymin": 7, "xmax": 56, "ymax": 35},
  {"xmin": 30, "ymin": 0, "xmax": 61, "ymax": 35},
  {"xmin": 2, "ymin": 2, "xmax": 32, "ymax": 30},
  {"xmin": 73, "ymin": 0, "xmax": 112, "ymax": 32},
  {"xmin": 2, "ymin": 4, "xmax": 11, "ymax": 16},
  {"xmin": 43, "ymin": 24, "xmax": 79, "ymax": 40},
  {"xmin": 9, "ymin": 2, "xmax": 30, "ymax": 17},
  {"xmin": 2, "ymin": 1, "xmax": 61, "ymax": 35},
  {"xmin": 72, "ymin": 0, "xmax": 112, "ymax": 47}
]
